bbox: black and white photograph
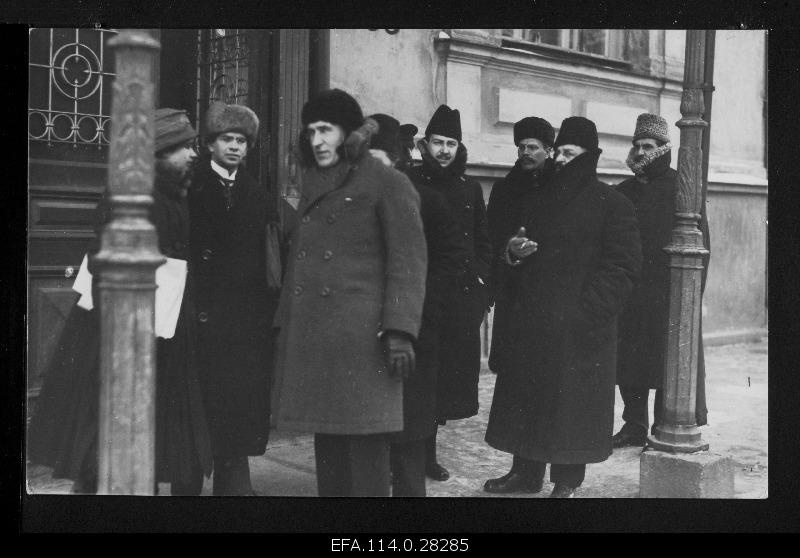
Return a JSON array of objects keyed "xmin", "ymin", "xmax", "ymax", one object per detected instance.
[{"xmin": 15, "ymin": 18, "xmax": 784, "ymax": 534}]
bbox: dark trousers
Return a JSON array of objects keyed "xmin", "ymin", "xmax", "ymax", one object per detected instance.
[
  {"xmin": 619, "ymin": 385, "xmax": 663, "ymax": 433},
  {"xmin": 513, "ymin": 455, "xmax": 586, "ymax": 489},
  {"xmin": 314, "ymin": 433, "xmax": 391, "ymax": 497},
  {"xmin": 212, "ymin": 454, "xmax": 253, "ymax": 496},
  {"xmin": 390, "ymin": 439, "xmax": 426, "ymax": 497}
]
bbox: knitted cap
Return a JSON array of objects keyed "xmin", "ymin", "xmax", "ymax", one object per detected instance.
[
  {"xmin": 205, "ymin": 102, "xmax": 260, "ymax": 145},
  {"xmin": 368, "ymin": 113, "xmax": 401, "ymax": 157},
  {"xmin": 155, "ymin": 108, "xmax": 197, "ymax": 154},
  {"xmin": 514, "ymin": 116, "xmax": 555, "ymax": 147},
  {"xmin": 554, "ymin": 116, "xmax": 599, "ymax": 152},
  {"xmin": 425, "ymin": 104, "xmax": 462, "ymax": 142},
  {"xmin": 302, "ymin": 88, "xmax": 364, "ymax": 136},
  {"xmin": 632, "ymin": 113, "xmax": 670, "ymax": 144}
]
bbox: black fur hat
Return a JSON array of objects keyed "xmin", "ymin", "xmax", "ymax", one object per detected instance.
[
  {"xmin": 425, "ymin": 104, "xmax": 462, "ymax": 142},
  {"xmin": 514, "ymin": 116, "xmax": 555, "ymax": 147},
  {"xmin": 205, "ymin": 102, "xmax": 260, "ymax": 145},
  {"xmin": 554, "ymin": 116, "xmax": 599, "ymax": 152},
  {"xmin": 368, "ymin": 113, "xmax": 401, "ymax": 158},
  {"xmin": 301, "ymin": 88, "xmax": 364, "ymax": 136}
]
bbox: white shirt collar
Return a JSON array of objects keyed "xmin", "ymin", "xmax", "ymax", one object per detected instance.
[{"xmin": 210, "ymin": 159, "xmax": 238, "ymax": 181}]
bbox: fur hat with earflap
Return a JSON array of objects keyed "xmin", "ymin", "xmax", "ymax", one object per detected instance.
[{"xmin": 205, "ymin": 102, "xmax": 260, "ymax": 146}]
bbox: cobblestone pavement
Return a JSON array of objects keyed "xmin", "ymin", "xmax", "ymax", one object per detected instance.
[{"xmin": 26, "ymin": 338, "xmax": 767, "ymax": 498}]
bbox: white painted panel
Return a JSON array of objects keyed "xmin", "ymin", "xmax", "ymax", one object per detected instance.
[
  {"xmin": 585, "ymin": 101, "xmax": 649, "ymax": 136},
  {"xmin": 497, "ymin": 88, "xmax": 571, "ymax": 129},
  {"xmin": 447, "ymin": 63, "xmax": 482, "ymax": 137}
]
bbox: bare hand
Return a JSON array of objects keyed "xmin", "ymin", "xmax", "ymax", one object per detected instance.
[{"xmin": 507, "ymin": 227, "xmax": 538, "ymax": 259}]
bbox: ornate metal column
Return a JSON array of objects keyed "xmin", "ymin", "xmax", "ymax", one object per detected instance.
[
  {"xmin": 93, "ymin": 30, "xmax": 163, "ymax": 495},
  {"xmin": 648, "ymin": 30, "xmax": 710, "ymax": 453}
]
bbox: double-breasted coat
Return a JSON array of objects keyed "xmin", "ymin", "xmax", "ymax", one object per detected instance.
[
  {"xmin": 189, "ymin": 159, "xmax": 280, "ymax": 457},
  {"xmin": 485, "ymin": 151, "xmax": 642, "ymax": 464},
  {"xmin": 407, "ymin": 145, "xmax": 492, "ymax": 421},
  {"xmin": 486, "ymin": 159, "xmax": 554, "ymax": 375},
  {"xmin": 272, "ymin": 130, "xmax": 427, "ymax": 436},
  {"xmin": 614, "ymin": 152, "xmax": 709, "ymax": 425}
]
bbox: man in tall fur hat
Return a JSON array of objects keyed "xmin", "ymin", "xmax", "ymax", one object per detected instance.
[
  {"xmin": 368, "ymin": 113, "xmax": 464, "ymax": 496},
  {"xmin": 484, "ymin": 116, "xmax": 641, "ymax": 497},
  {"xmin": 271, "ymin": 90, "xmax": 427, "ymax": 496},
  {"xmin": 188, "ymin": 102, "xmax": 282, "ymax": 495},
  {"xmin": 612, "ymin": 113, "xmax": 710, "ymax": 448},
  {"xmin": 407, "ymin": 105, "xmax": 492, "ymax": 482}
]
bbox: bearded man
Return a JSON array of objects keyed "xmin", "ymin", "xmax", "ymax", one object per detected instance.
[{"xmin": 612, "ymin": 113, "xmax": 710, "ymax": 448}]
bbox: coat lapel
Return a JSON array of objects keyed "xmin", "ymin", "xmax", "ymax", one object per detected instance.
[{"xmin": 298, "ymin": 162, "xmax": 352, "ymax": 215}]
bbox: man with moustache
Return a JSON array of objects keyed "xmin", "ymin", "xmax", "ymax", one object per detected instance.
[
  {"xmin": 612, "ymin": 113, "xmax": 710, "ymax": 448},
  {"xmin": 271, "ymin": 91, "xmax": 426, "ymax": 496},
  {"xmin": 407, "ymin": 104, "xmax": 492, "ymax": 482},
  {"xmin": 484, "ymin": 117, "xmax": 641, "ymax": 497},
  {"xmin": 189, "ymin": 102, "xmax": 281, "ymax": 495},
  {"xmin": 485, "ymin": 117, "xmax": 555, "ymax": 378}
]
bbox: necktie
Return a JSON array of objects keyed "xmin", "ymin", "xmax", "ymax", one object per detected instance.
[{"xmin": 219, "ymin": 177, "xmax": 235, "ymax": 211}]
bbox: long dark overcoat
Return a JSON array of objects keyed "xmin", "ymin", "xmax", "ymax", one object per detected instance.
[
  {"xmin": 391, "ymin": 179, "xmax": 464, "ymax": 442},
  {"xmin": 189, "ymin": 160, "xmax": 280, "ymax": 457},
  {"xmin": 407, "ymin": 145, "xmax": 492, "ymax": 421},
  {"xmin": 614, "ymin": 152, "xmax": 710, "ymax": 425},
  {"xmin": 27, "ymin": 175, "xmax": 213, "ymax": 485},
  {"xmin": 486, "ymin": 159, "xmax": 554, "ymax": 375},
  {"xmin": 485, "ymin": 151, "xmax": 642, "ymax": 464},
  {"xmin": 272, "ymin": 132, "xmax": 427, "ymax": 435}
]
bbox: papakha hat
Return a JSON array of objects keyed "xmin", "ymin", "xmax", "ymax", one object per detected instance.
[
  {"xmin": 424, "ymin": 104, "xmax": 462, "ymax": 142},
  {"xmin": 514, "ymin": 116, "xmax": 555, "ymax": 147},
  {"xmin": 554, "ymin": 116, "xmax": 599, "ymax": 152},
  {"xmin": 301, "ymin": 88, "xmax": 364, "ymax": 136},
  {"xmin": 632, "ymin": 113, "xmax": 670, "ymax": 144},
  {"xmin": 368, "ymin": 113, "xmax": 401, "ymax": 157},
  {"xmin": 205, "ymin": 101, "xmax": 260, "ymax": 145}
]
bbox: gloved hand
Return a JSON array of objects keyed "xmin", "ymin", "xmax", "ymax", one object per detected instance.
[{"xmin": 382, "ymin": 330, "xmax": 415, "ymax": 381}]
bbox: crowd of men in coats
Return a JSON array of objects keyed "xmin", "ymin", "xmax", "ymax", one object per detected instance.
[{"xmin": 28, "ymin": 86, "xmax": 708, "ymax": 498}]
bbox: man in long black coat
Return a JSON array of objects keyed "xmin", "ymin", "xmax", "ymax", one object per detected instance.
[
  {"xmin": 484, "ymin": 117, "xmax": 641, "ymax": 497},
  {"xmin": 368, "ymin": 113, "xmax": 464, "ymax": 496},
  {"xmin": 486, "ymin": 117, "xmax": 555, "ymax": 377},
  {"xmin": 189, "ymin": 102, "xmax": 281, "ymax": 495},
  {"xmin": 407, "ymin": 105, "xmax": 492, "ymax": 481},
  {"xmin": 612, "ymin": 113, "xmax": 710, "ymax": 448}
]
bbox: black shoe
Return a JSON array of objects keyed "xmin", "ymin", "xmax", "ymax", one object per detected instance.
[
  {"xmin": 426, "ymin": 462, "xmax": 450, "ymax": 481},
  {"xmin": 612, "ymin": 426, "xmax": 647, "ymax": 448},
  {"xmin": 549, "ymin": 484, "xmax": 576, "ymax": 498},
  {"xmin": 483, "ymin": 471, "xmax": 543, "ymax": 494}
]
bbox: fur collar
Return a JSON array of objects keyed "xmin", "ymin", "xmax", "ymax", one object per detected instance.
[{"xmin": 626, "ymin": 143, "xmax": 672, "ymax": 182}]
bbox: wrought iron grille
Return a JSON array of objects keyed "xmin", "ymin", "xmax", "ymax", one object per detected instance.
[
  {"xmin": 195, "ymin": 29, "xmax": 250, "ymax": 136},
  {"xmin": 28, "ymin": 28, "xmax": 118, "ymax": 147}
]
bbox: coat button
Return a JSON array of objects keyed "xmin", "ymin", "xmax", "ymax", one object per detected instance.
[
  {"xmin": 323, "ymin": 250, "xmax": 333, "ymax": 260},
  {"xmin": 201, "ymin": 248, "xmax": 212, "ymax": 261},
  {"xmin": 301, "ymin": 215, "xmax": 310, "ymax": 224},
  {"xmin": 293, "ymin": 285, "xmax": 303, "ymax": 295},
  {"xmin": 320, "ymin": 286, "xmax": 331, "ymax": 297},
  {"xmin": 327, "ymin": 214, "xmax": 336, "ymax": 224},
  {"xmin": 297, "ymin": 250, "xmax": 306, "ymax": 260},
  {"xmin": 198, "ymin": 311, "xmax": 209, "ymax": 323},
  {"xmin": 465, "ymin": 204, "xmax": 471, "ymax": 209},
  {"xmin": 463, "ymin": 232, "xmax": 469, "ymax": 237},
  {"xmin": 463, "ymin": 286, "xmax": 470, "ymax": 293}
]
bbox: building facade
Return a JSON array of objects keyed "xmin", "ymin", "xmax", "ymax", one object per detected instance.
[{"xmin": 27, "ymin": 28, "xmax": 767, "ymax": 405}]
